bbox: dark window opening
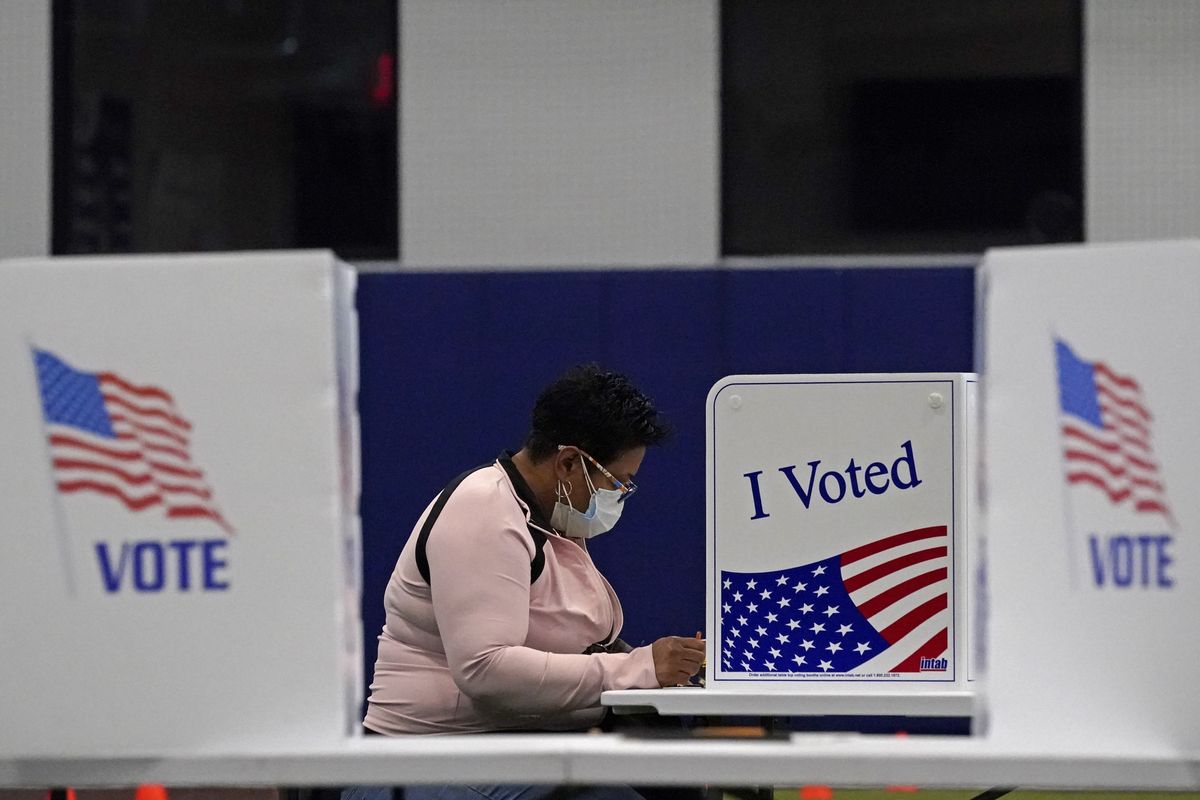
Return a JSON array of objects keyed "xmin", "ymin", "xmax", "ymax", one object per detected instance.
[
  {"xmin": 52, "ymin": 0, "xmax": 398, "ymax": 260},
  {"xmin": 722, "ymin": 0, "xmax": 1083, "ymax": 256}
]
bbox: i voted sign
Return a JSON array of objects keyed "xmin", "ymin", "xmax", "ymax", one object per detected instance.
[
  {"xmin": 743, "ymin": 440, "xmax": 924, "ymax": 519},
  {"xmin": 706, "ymin": 374, "xmax": 973, "ymax": 688}
]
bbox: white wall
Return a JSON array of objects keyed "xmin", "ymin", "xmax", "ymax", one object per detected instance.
[
  {"xmin": 1086, "ymin": 0, "xmax": 1200, "ymax": 241},
  {"xmin": 0, "ymin": 0, "xmax": 50, "ymax": 259},
  {"xmin": 399, "ymin": 0, "xmax": 719, "ymax": 269}
]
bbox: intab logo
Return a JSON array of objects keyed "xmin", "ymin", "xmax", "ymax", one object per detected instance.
[{"xmin": 31, "ymin": 347, "xmax": 234, "ymax": 594}]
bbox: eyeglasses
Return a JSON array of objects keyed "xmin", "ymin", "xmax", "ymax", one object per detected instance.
[{"xmin": 558, "ymin": 445, "xmax": 638, "ymax": 501}]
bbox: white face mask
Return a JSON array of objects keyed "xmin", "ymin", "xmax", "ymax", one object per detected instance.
[{"xmin": 550, "ymin": 466, "xmax": 624, "ymax": 539}]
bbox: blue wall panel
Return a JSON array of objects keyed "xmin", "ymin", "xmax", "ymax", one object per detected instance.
[
  {"xmin": 722, "ymin": 269, "xmax": 847, "ymax": 374},
  {"xmin": 356, "ymin": 267, "xmax": 975, "ymax": 700},
  {"xmin": 588, "ymin": 270, "xmax": 726, "ymax": 646},
  {"xmin": 843, "ymin": 268, "xmax": 976, "ymax": 373}
]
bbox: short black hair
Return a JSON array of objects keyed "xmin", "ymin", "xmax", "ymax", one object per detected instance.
[{"xmin": 524, "ymin": 364, "xmax": 670, "ymax": 465}]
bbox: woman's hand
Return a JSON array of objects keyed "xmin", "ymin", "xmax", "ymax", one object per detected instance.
[{"xmin": 650, "ymin": 636, "xmax": 706, "ymax": 687}]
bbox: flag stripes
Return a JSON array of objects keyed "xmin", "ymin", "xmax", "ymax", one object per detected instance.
[
  {"xmin": 840, "ymin": 524, "xmax": 945, "ymax": 565},
  {"xmin": 1056, "ymin": 339, "xmax": 1172, "ymax": 521},
  {"xmin": 855, "ymin": 567, "xmax": 946, "ymax": 620},
  {"xmin": 33, "ymin": 349, "xmax": 232, "ymax": 533},
  {"xmin": 719, "ymin": 524, "xmax": 950, "ymax": 676}
]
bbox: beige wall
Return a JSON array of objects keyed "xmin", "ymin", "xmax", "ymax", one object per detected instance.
[
  {"xmin": 0, "ymin": 0, "xmax": 50, "ymax": 259},
  {"xmin": 1086, "ymin": 0, "xmax": 1200, "ymax": 241},
  {"xmin": 399, "ymin": 0, "xmax": 719, "ymax": 268}
]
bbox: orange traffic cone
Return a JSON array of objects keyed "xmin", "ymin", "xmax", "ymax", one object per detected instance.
[{"xmin": 134, "ymin": 785, "xmax": 169, "ymax": 800}]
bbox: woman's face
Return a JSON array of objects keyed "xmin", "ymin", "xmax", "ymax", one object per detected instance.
[{"xmin": 565, "ymin": 445, "xmax": 646, "ymax": 511}]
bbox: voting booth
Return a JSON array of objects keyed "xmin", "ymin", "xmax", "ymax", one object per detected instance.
[
  {"xmin": 0, "ymin": 251, "xmax": 361, "ymax": 756},
  {"xmin": 978, "ymin": 240, "xmax": 1200, "ymax": 757},
  {"xmin": 705, "ymin": 374, "xmax": 976, "ymax": 698}
]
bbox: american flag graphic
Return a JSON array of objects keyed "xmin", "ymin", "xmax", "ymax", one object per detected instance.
[
  {"xmin": 719, "ymin": 525, "xmax": 950, "ymax": 675},
  {"xmin": 1055, "ymin": 340, "xmax": 1172, "ymax": 521},
  {"xmin": 32, "ymin": 349, "xmax": 232, "ymax": 533}
]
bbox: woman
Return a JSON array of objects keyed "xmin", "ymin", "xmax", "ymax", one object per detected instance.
[
  {"xmin": 365, "ymin": 364, "xmax": 703, "ymax": 734},
  {"xmin": 359, "ymin": 365, "xmax": 704, "ymax": 799}
]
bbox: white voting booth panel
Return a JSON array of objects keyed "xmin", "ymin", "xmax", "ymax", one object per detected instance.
[
  {"xmin": 979, "ymin": 240, "xmax": 1200, "ymax": 758},
  {"xmin": 0, "ymin": 251, "xmax": 361, "ymax": 757},
  {"xmin": 706, "ymin": 374, "xmax": 975, "ymax": 696}
]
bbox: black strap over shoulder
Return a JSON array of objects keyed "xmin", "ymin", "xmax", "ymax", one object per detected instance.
[
  {"xmin": 414, "ymin": 458, "xmax": 548, "ymax": 586},
  {"xmin": 414, "ymin": 464, "xmax": 486, "ymax": 586}
]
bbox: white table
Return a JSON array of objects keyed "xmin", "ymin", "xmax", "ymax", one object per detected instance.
[
  {"xmin": 2, "ymin": 734, "xmax": 1198, "ymax": 790},
  {"xmin": 600, "ymin": 689, "xmax": 975, "ymax": 718}
]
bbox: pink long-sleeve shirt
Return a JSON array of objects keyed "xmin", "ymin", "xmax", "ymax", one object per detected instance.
[{"xmin": 363, "ymin": 455, "xmax": 658, "ymax": 735}]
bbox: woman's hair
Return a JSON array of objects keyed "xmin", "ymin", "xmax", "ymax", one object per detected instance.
[{"xmin": 524, "ymin": 364, "xmax": 670, "ymax": 465}]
